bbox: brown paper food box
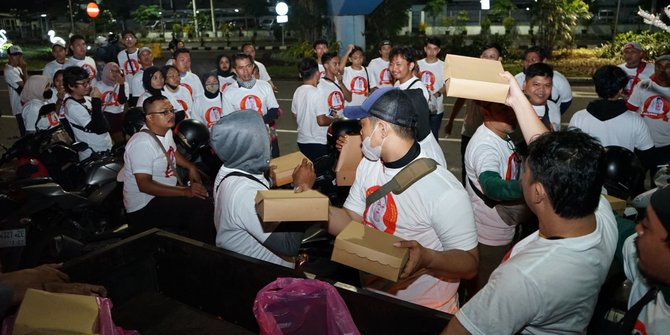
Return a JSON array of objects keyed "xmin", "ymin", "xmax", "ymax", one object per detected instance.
[
  {"xmin": 331, "ymin": 221, "xmax": 410, "ymax": 282},
  {"xmin": 605, "ymin": 194, "xmax": 626, "ymax": 216},
  {"xmin": 335, "ymin": 135, "xmax": 363, "ymax": 186},
  {"xmin": 443, "ymin": 54, "xmax": 510, "ymax": 104},
  {"xmin": 255, "ymin": 189, "xmax": 329, "ymax": 222},
  {"xmin": 270, "ymin": 151, "xmax": 310, "ymax": 186},
  {"xmin": 14, "ymin": 288, "xmax": 99, "ymax": 335}
]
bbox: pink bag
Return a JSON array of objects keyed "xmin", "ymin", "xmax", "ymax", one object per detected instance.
[{"xmin": 253, "ymin": 277, "xmax": 360, "ymax": 335}]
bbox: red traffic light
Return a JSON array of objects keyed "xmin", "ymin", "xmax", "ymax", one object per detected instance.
[{"xmin": 86, "ymin": 2, "xmax": 100, "ymax": 18}]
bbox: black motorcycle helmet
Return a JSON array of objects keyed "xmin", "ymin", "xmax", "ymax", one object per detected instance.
[
  {"xmin": 603, "ymin": 146, "xmax": 645, "ymax": 199},
  {"xmin": 327, "ymin": 119, "xmax": 361, "ymax": 152},
  {"xmin": 123, "ymin": 107, "xmax": 146, "ymax": 136},
  {"xmin": 174, "ymin": 119, "xmax": 209, "ymax": 161}
]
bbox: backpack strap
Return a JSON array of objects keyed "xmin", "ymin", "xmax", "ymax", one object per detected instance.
[
  {"xmin": 364, "ymin": 66, "xmax": 371, "ymax": 94},
  {"xmin": 468, "ymin": 177, "xmax": 499, "ymax": 209},
  {"xmin": 366, "ymin": 158, "xmax": 437, "ymax": 208},
  {"xmin": 140, "ymin": 129, "xmax": 184, "ymax": 186},
  {"xmin": 215, "ymin": 171, "xmax": 269, "ymax": 193},
  {"xmin": 406, "ymin": 78, "xmax": 421, "ymax": 90},
  {"xmin": 64, "ymin": 97, "xmax": 94, "ymax": 133}
]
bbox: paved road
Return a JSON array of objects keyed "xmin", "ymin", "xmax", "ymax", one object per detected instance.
[{"xmin": 0, "ymin": 73, "xmax": 597, "ymax": 178}]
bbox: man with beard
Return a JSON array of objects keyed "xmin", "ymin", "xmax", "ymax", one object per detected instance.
[{"xmin": 222, "ymin": 53, "xmax": 281, "ymax": 157}]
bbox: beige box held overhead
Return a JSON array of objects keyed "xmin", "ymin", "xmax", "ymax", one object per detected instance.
[
  {"xmin": 331, "ymin": 221, "xmax": 409, "ymax": 282},
  {"xmin": 255, "ymin": 189, "xmax": 329, "ymax": 222},
  {"xmin": 443, "ymin": 54, "xmax": 510, "ymax": 104},
  {"xmin": 270, "ymin": 151, "xmax": 310, "ymax": 187},
  {"xmin": 335, "ymin": 135, "xmax": 363, "ymax": 186}
]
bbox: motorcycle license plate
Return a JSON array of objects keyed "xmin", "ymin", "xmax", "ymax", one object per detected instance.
[{"xmin": 0, "ymin": 229, "xmax": 26, "ymax": 248}]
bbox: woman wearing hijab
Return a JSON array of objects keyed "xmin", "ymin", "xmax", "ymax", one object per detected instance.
[
  {"xmin": 136, "ymin": 66, "xmax": 163, "ymax": 107},
  {"xmin": 211, "ymin": 109, "xmax": 315, "ymax": 268},
  {"xmin": 215, "ymin": 54, "xmax": 236, "ymax": 93},
  {"xmin": 94, "ymin": 62, "xmax": 128, "ymax": 144},
  {"xmin": 21, "ymin": 75, "xmax": 61, "ymax": 134},
  {"xmin": 192, "ymin": 72, "xmax": 224, "ymax": 130}
]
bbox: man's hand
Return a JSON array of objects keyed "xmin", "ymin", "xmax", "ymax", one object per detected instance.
[
  {"xmin": 0, "ymin": 264, "xmax": 69, "ymax": 305},
  {"xmin": 113, "ymin": 70, "xmax": 125, "ymax": 85},
  {"xmin": 394, "ymin": 240, "xmax": 432, "ymax": 279},
  {"xmin": 499, "ymin": 71, "xmax": 526, "ymax": 108},
  {"xmin": 292, "ymin": 159, "xmax": 315, "ymax": 192},
  {"xmin": 335, "ymin": 134, "xmax": 348, "ymax": 152},
  {"xmin": 184, "ymin": 183, "xmax": 208, "ymax": 199},
  {"xmin": 43, "ymin": 282, "xmax": 108, "ymax": 297},
  {"xmin": 188, "ymin": 167, "xmax": 203, "ymax": 185}
]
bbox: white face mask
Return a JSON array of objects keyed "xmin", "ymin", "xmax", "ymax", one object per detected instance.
[{"xmin": 362, "ymin": 123, "xmax": 384, "ymax": 161}]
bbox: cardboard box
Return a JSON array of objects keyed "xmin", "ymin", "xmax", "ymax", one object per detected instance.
[
  {"xmin": 335, "ymin": 135, "xmax": 363, "ymax": 186},
  {"xmin": 256, "ymin": 189, "xmax": 329, "ymax": 222},
  {"xmin": 443, "ymin": 54, "xmax": 509, "ymax": 104},
  {"xmin": 270, "ymin": 151, "xmax": 310, "ymax": 186},
  {"xmin": 331, "ymin": 221, "xmax": 409, "ymax": 282},
  {"xmin": 605, "ymin": 194, "xmax": 626, "ymax": 216},
  {"xmin": 14, "ymin": 289, "xmax": 99, "ymax": 335}
]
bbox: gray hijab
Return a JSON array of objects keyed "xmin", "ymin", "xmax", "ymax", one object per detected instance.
[{"xmin": 210, "ymin": 109, "xmax": 270, "ymax": 174}]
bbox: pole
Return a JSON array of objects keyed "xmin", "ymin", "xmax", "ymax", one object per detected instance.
[
  {"xmin": 68, "ymin": 0, "xmax": 75, "ymax": 36},
  {"xmin": 613, "ymin": 0, "xmax": 621, "ymax": 37},
  {"xmin": 192, "ymin": 0, "xmax": 199, "ymax": 40},
  {"xmin": 210, "ymin": 0, "xmax": 216, "ymax": 37},
  {"xmin": 281, "ymin": 24, "xmax": 284, "ymax": 47},
  {"xmin": 159, "ymin": 0, "xmax": 165, "ymax": 38}
]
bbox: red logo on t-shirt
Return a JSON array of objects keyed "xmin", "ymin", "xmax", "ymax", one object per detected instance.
[
  {"xmin": 363, "ymin": 185, "xmax": 398, "ymax": 234},
  {"xmin": 165, "ymin": 146, "xmax": 176, "ymax": 177},
  {"xmin": 47, "ymin": 113, "xmax": 60, "ymax": 126},
  {"xmin": 181, "ymin": 83, "xmax": 193, "ymax": 96},
  {"xmin": 379, "ymin": 68, "xmax": 392, "ymax": 85},
  {"xmin": 350, "ymin": 76, "xmax": 368, "ymax": 95},
  {"xmin": 239, "ymin": 95, "xmax": 263, "ymax": 116},
  {"xmin": 123, "ymin": 59, "xmax": 141, "ymax": 75},
  {"xmin": 505, "ymin": 152, "xmax": 521, "ymax": 180},
  {"xmin": 220, "ymin": 82, "xmax": 231, "ymax": 93},
  {"xmin": 81, "ymin": 63, "xmax": 96, "ymax": 80},
  {"xmin": 633, "ymin": 319, "xmax": 648, "ymax": 335},
  {"xmin": 176, "ymin": 100, "xmax": 189, "ymax": 115},
  {"xmin": 328, "ymin": 91, "xmax": 344, "ymax": 111},
  {"xmin": 420, "ymin": 70, "xmax": 436, "ymax": 91},
  {"xmin": 101, "ymin": 91, "xmax": 120, "ymax": 107},
  {"xmin": 641, "ymin": 95, "xmax": 669, "ymax": 121},
  {"xmin": 205, "ymin": 106, "xmax": 222, "ymax": 128}
]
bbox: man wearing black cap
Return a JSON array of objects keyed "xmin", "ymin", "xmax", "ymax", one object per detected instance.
[
  {"xmin": 329, "ymin": 88, "xmax": 478, "ymax": 313},
  {"xmin": 368, "ymin": 40, "xmax": 393, "ymax": 88},
  {"xmin": 620, "ymin": 186, "xmax": 670, "ymax": 334},
  {"xmin": 43, "ymin": 41, "xmax": 68, "ymax": 84}
]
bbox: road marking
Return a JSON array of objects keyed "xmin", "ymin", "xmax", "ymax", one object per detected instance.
[
  {"xmin": 1, "ymin": 115, "xmax": 14, "ymax": 119},
  {"xmin": 572, "ymin": 92, "xmax": 598, "ymax": 98}
]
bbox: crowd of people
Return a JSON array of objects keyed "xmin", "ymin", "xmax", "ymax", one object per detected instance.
[{"xmin": 2, "ymin": 31, "xmax": 669, "ymax": 334}]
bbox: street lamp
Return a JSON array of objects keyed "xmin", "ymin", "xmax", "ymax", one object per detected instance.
[{"xmin": 275, "ymin": 2, "xmax": 288, "ymax": 47}]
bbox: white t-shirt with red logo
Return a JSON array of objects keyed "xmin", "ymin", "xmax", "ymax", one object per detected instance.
[
  {"xmin": 117, "ymin": 49, "xmax": 140, "ymax": 94},
  {"xmin": 569, "ymin": 109, "xmax": 654, "ymax": 152},
  {"xmin": 318, "ymin": 63, "xmax": 326, "ymax": 79},
  {"xmin": 179, "ymin": 71, "xmax": 205, "ymax": 101},
  {"xmin": 64, "ymin": 56, "xmax": 97, "ymax": 87},
  {"xmin": 64, "ymin": 97, "xmax": 113, "ymax": 161},
  {"xmin": 192, "ymin": 94, "xmax": 223, "ymax": 129},
  {"xmin": 95, "ymin": 81, "xmax": 129, "ymax": 115},
  {"xmin": 292, "ymin": 84, "xmax": 328, "ymax": 145},
  {"xmin": 618, "ymin": 62, "xmax": 655, "ymax": 97},
  {"xmin": 417, "ymin": 58, "xmax": 445, "ymax": 114},
  {"xmin": 22, "ymin": 99, "xmax": 60, "ymax": 133},
  {"xmin": 627, "ymin": 80, "xmax": 670, "ymax": 147},
  {"xmin": 343, "ymin": 66, "xmax": 376, "ymax": 107},
  {"xmin": 344, "ymin": 153, "xmax": 477, "ymax": 313},
  {"xmin": 221, "ymin": 80, "xmax": 279, "ymax": 117},
  {"xmin": 465, "ymin": 125, "xmax": 521, "ymax": 246},
  {"xmin": 218, "ymin": 75, "xmax": 236, "ymax": 93},
  {"xmin": 368, "ymin": 57, "xmax": 392, "ymax": 88},
  {"xmin": 316, "ymin": 78, "xmax": 345, "ymax": 118},
  {"xmin": 162, "ymin": 86, "xmax": 194, "ymax": 118},
  {"xmin": 123, "ymin": 127, "xmax": 178, "ymax": 213},
  {"xmin": 532, "ymin": 101, "xmax": 561, "ymax": 131}
]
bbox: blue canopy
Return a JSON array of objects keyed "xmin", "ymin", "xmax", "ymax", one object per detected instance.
[{"xmin": 326, "ymin": 0, "xmax": 384, "ymax": 16}]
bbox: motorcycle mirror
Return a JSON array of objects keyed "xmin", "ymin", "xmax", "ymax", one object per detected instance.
[{"xmin": 71, "ymin": 142, "xmax": 90, "ymax": 152}]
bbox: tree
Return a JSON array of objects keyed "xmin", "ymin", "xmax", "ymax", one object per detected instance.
[
  {"xmin": 131, "ymin": 5, "xmax": 160, "ymax": 35},
  {"xmin": 528, "ymin": 0, "xmax": 592, "ymax": 53},
  {"xmin": 286, "ymin": 0, "xmax": 327, "ymax": 42},
  {"xmin": 243, "ymin": 0, "xmax": 269, "ymax": 31},
  {"xmin": 424, "ymin": 0, "xmax": 446, "ymax": 34},
  {"xmin": 366, "ymin": 0, "xmax": 413, "ymax": 46}
]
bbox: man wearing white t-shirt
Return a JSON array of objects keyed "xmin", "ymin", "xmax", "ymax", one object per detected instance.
[
  {"xmin": 523, "ymin": 63, "xmax": 561, "ymax": 131},
  {"xmin": 4, "ymin": 45, "xmax": 27, "ymax": 136},
  {"xmin": 313, "ymin": 39, "xmax": 329, "ymax": 78},
  {"xmin": 64, "ymin": 35, "xmax": 98, "ymax": 88},
  {"xmin": 444, "ymin": 72, "xmax": 617, "ymax": 335},
  {"xmin": 242, "ymin": 42, "xmax": 277, "ymax": 91},
  {"xmin": 123, "ymin": 95, "xmax": 214, "ymax": 243},
  {"xmin": 43, "ymin": 42, "xmax": 68, "ymax": 85},
  {"xmin": 293, "ymin": 58, "xmax": 331, "ymax": 161},
  {"xmin": 418, "ymin": 37, "xmax": 446, "ymax": 139},
  {"xmin": 618, "ymin": 42, "xmax": 655, "ymax": 99},
  {"xmin": 340, "ymin": 44, "xmax": 377, "ymax": 107},
  {"xmin": 317, "ymin": 52, "xmax": 352, "ymax": 119},
  {"xmin": 62, "ymin": 66, "xmax": 112, "ymax": 161},
  {"xmin": 569, "ymin": 65, "xmax": 655, "ymax": 169},
  {"xmin": 330, "ymin": 88, "xmax": 478, "ymax": 313},
  {"xmin": 514, "ymin": 46, "xmax": 573, "ymax": 114},
  {"xmin": 173, "ymin": 48, "xmax": 204, "ymax": 102},
  {"xmin": 117, "ymin": 31, "xmax": 140, "ymax": 99},
  {"xmin": 620, "ymin": 186, "xmax": 670, "ymax": 335},
  {"xmin": 129, "ymin": 47, "xmax": 154, "ymax": 107},
  {"xmin": 223, "ymin": 53, "xmax": 281, "ymax": 157},
  {"xmin": 627, "ymin": 54, "xmax": 670, "ymax": 176},
  {"xmin": 368, "ymin": 40, "xmax": 393, "ymax": 88},
  {"xmin": 162, "ymin": 65, "xmax": 193, "ymax": 121},
  {"xmin": 211, "ymin": 110, "xmax": 315, "ymax": 268}
]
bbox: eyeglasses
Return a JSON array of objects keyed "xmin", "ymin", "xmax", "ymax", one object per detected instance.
[
  {"xmin": 75, "ymin": 80, "xmax": 91, "ymax": 87},
  {"xmin": 148, "ymin": 108, "xmax": 176, "ymax": 116},
  {"xmin": 166, "ymin": 74, "xmax": 180, "ymax": 79}
]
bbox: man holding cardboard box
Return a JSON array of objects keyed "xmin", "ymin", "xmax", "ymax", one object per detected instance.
[
  {"xmin": 444, "ymin": 73, "xmax": 618, "ymax": 335},
  {"xmin": 330, "ymin": 88, "xmax": 479, "ymax": 313}
]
